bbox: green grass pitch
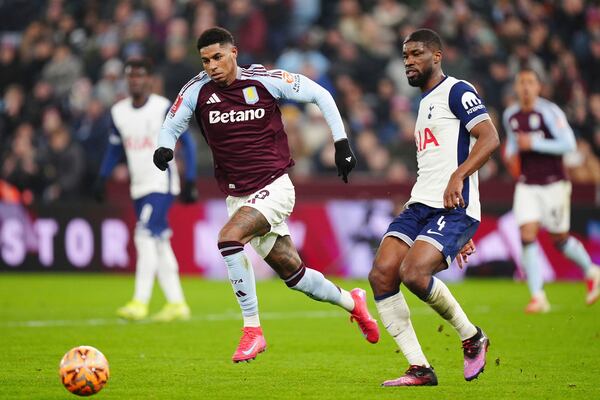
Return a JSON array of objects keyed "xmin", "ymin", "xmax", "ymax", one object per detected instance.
[{"xmin": 0, "ymin": 274, "xmax": 599, "ymax": 399}]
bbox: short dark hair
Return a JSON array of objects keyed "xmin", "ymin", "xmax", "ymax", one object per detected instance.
[
  {"xmin": 403, "ymin": 29, "xmax": 443, "ymax": 51},
  {"xmin": 196, "ymin": 27, "xmax": 235, "ymax": 50},
  {"xmin": 517, "ymin": 65, "xmax": 542, "ymax": 82},
  {"xmin": 124, "ymin": 57, "xmax": 153, "ymax": 73}
]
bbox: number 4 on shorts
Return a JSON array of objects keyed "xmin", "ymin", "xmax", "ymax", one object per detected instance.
[{"xmin": 437, "ymin": 216, "xmax": 446, "ymax": 231}]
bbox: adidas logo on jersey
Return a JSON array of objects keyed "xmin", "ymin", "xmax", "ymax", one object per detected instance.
[
  {"xmin": 209, "ymin": 108, "xmax": 266, "ymax": 124},
  {"xmin": 206, "ymin": 93, "xmax": 222, "ymax": 104}
]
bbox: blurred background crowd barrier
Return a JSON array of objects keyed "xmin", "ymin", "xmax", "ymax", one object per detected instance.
[
  {"xmin": 1, "ymin": 0, "xmax": 600, "ymax": 278},
  {"xmin": 2, "ymin": 179, "xmax": 599, "ymax": 280}
]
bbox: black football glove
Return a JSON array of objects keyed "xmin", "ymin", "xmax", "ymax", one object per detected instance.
[
  {"xmin": 334, "ymin": 138, "xmax": 357, "ymax": 183},
  {"xmin": 153, "ymin": 147, "xmax": 173, "ymax": 171},
  {"xmin": 92, "ymin": 177, "xmax": 106, "ymax": 202},
  {"xmin": 180, "ymin": 180, "xmax": 198, "ymax": 204}
]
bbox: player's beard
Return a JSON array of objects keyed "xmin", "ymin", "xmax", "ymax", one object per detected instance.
[{"xmin": 407, "ymin": 65, "xmax": 433, "ymax": 88}]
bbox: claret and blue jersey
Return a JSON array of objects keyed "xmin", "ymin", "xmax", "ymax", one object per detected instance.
[
  {"xmin": 503, "ymin": 97, "xmax": 576, "ymax": 185},
  {"xmin": 159, "ymin": 64, "xmax": 348, "ymax": 197}
]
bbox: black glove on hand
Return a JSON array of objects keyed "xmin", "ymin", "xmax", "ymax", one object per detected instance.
[
  {"xmin": 153, "ymin": 147, "xmax": 173, "ymax": 171},
  {"xmin": 180, "ymin": 180, "xmax": 199, "ymax": 204},
  {"xmin": 334, "ymin": 139, "xmax": 357, "ymax": 183},
  {"xmin": 92, "ymin": 177, "xmax": 106, "ymax": 202}
]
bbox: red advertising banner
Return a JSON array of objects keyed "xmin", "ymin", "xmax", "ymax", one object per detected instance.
[{"xmin": 1, "ymin": 199, "xmax": 599, "ymax": 282}]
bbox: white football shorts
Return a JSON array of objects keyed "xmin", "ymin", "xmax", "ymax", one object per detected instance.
[
  {"xmin": 225, "ymin": 173, "xmax": 295, "ymax": 258},
  {"xmin": 513, "ymin": 180, "xmax": 572, "ymax": 233}
]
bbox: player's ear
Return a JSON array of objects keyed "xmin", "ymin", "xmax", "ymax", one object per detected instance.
[
  {"xmin": 433, "ymin": 50, "xmax": 442, "ymax": 64},
  {"xmin": 231, "ymin": 46, "xmax": 238, "ymax": 59}
]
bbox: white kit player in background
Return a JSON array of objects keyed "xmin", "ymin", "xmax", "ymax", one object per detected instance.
[
  {"xmin": 503, "ymin": 67, "xmax": 600, "ymax": 313},
  {"xmin": 94, "ymin": 58, "xmax": 198, "ymax": 322},
  {"xmin": 368, "ymin": 29, "xmax": 499, "ymax": 387}
]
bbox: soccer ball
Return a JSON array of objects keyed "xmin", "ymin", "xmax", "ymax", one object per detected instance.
[{"xmin": 59, "ymin": 346, "xmax": 110, "ymax": 396}]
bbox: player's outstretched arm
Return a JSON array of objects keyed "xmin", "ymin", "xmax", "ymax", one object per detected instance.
[
  {"xmin": 94, "ymin": 120, "xmax": 125, "ymax": 201},
  {"xmin": 527, "ymin": 105, "xmax": 576, "ymax": 155},
  {"xmin": 501, "ymin": 109, "xmax": 521, "ymax": 180},
  {"xmin": 155, "ymin": 78, "xmax": 201, "ymax": 170},
  {"xmin": 178, "ymin": 131, "xmax": 198, "ymax": 203},
  {"xmin": 153, "ymin": 147, "xmax": 173, "ymax": 171},
  {"xmin": 262, "ymin": 70, "xmax": 357, "ymax": 182},
  {"xmin": 443, "ymin": 120, "xmax": 500, "ymax": 209}
]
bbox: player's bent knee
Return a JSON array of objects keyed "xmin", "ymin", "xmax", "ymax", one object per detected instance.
[
  {"xmin": 217, "ymin": 226, "xmax": 243, "ymax": 244},
  {"xmin": 369, "ymin": 263, "xmax": 398, "ymax": 292},
  {"xmin": 399, "ymin": 263, "xmax": 428, "ymax": 296},
  {"xmin": 550, "ymin": 233, "xmax": 569, "ymax": 248}
]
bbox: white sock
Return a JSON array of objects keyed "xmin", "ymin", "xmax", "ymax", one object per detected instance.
[
  {"xmin": 156, "ymin": 238, "xmax": 185, "ymax": 304},
  {"xmin": 286, "ymin": 264, "xmax": 355, "ymax": 311},
  {"xmin": 243, "ymin": 314, "xmax": 261, "ymax": 328},
  {"xmin": 522, "ymin": 242, "xmax": 544, "ymax": 296},
  {"xmin": 560, "ymin": 236, "xmax": 592, "ymax": 275},
  {"xmin": 425, "ymin": 277, "xmax": 477, "ymax": 341},
  {"xmin": 219, "ymin": 241, "xmax": 259, "ymax": 325},
  {"xmin": 375, "ymin": 291, "xmax": 429, "ymax": 367},
  {"xmin": 133, "ymin": 231, "xmax": 158, "ymax": 304}
]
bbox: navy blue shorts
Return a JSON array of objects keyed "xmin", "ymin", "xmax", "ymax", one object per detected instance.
[
  {"xmin": 384, "ymin": 203, "xmax": 479, "ymax": 266},
  {"xmin": 133, "ymin": 193, "xmax": 174, "ymax": 237}
]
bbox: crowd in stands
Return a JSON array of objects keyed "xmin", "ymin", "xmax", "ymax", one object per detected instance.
[{"xmin": 2, "ymin": 0, "xmax": 600, "ymax": 203}]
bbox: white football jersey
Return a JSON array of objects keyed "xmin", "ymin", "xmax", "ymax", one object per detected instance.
[
  {"xmin": 110, "ymin": 94, "xmax": 180, "ymax": 199},
  {"xmin": 407, "ymin": 76, "xmax": 490, "ymax": 221}
]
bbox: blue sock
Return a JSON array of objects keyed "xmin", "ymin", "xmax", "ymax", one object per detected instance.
[
  {"xmin": 218, "ymin": 241, "xmax": 259, "ymax": 325},
  {"xmin": 522, "ymin": 242, "xmax": 543, "ymax": 296},
  {"xmin": 286, "ymin": 264, "xmax": 354, "ymax": 311},
  {"xmin": 560, "ymin": 236, "xmax": 592, "ymax": 275}
]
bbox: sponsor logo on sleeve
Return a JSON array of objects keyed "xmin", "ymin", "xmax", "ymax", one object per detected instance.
[
  {"xmin": 281, "ymin": 71, "xmax": 301, "ymax": 92},
  {"xmin": 169, "ymin": 95, "xmax": 183, "ymax": 117},
  {"xmin": 461, "ymin": 92, "xmax": 485, "ymax": 114},
  {"xmin": 282, "ymin": 71, "xmax": 295, "ymax": 83}
]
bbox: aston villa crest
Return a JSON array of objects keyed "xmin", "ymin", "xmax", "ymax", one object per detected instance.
[{"xmin": 243, "ymin": 86, "xmax": 259, "ymax": 104}]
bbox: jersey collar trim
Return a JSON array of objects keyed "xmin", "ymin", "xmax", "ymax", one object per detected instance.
[
  {"xmin": 132, "ymin": 95, "xmax": 151, "ymax": 109},
  {"xmin": 420, "ymin": 75, "xmax": 448, "ymax": 99}
]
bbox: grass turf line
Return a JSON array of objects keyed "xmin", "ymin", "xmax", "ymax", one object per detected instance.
[{"xmin": 0, "ymin": 274, "xmax": 598, "ymax": 399}]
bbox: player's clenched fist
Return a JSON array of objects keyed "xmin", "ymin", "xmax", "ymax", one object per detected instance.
[
  {"xmin": 334, "ymin": 138, "xmax": 357, "ymax": 183},
  {"xmin": 153, "ymin": 147, "xmax": 173, "ymax": 171}
]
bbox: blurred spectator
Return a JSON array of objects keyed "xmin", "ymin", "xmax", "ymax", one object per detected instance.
[
  {"xmin": 0, "ymin": 40, "xmax": 24, "ymax": 93},
  {"xmin": 4, "ymin": 0, "xmax": 600, "ymax": 203},
  {"xmin": 1, "ymin": 123, "xmax": 42, "ymax": 197},
  {"xmin": 72, "ymin": 97, "xmax": 111, "ymax": 191},
  {"xmin": 583, "ymin": 36, "xmax": 600, "ymax": 94},
  {"xmin": 122, "ymin": 11, "xmax": 162, "ymax": 61},
  {"xmin": 157, "ymin": 39, "xmax": 198, "ymax": 102},
  {"xmin": 260, "ymin": 0, "xmax": 291, "ymax": 59},
  {"xmin": 289, "ymin": 0, "xmax": 321, "ymax": 41},
  {"xmin": 0, "ymin": 84, "xmax": 26, "ymax": 148},
  {"xmin": 223, "ymin": 0, "xmax": 268, "ymax": 64},
  {"xmin": 507, "ymin": 38, "xmax": 547, "ymax": 83},
  {"xmin": 37, "ymin": 108, "xmax": 85, "ymax": 201},
  {"xmin": 94, "ymin": 58, "xmax": 128, "ymax": 107},
  {"xmin": 41, "ymin": 44, "xmax": 83, "ymax": 98},
  {"xmin": 23, "ymin": 80, "xmax": 57, "ymax": 128}
]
